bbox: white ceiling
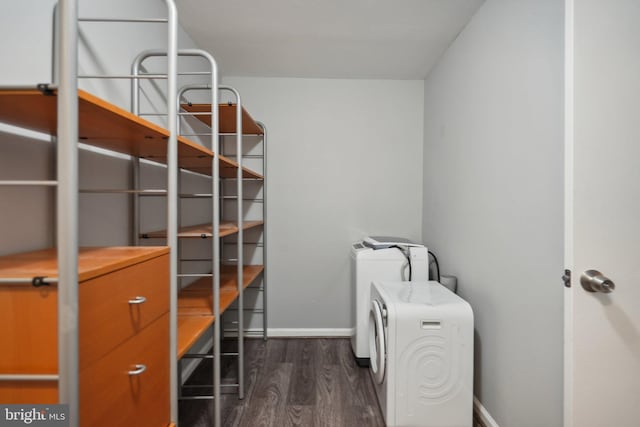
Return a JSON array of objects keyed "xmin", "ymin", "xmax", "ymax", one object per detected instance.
[{"xmin": 176, "ymin": 0, "xmax": 485, "ymax": 80}]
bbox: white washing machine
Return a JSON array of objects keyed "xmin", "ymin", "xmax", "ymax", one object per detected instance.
[
  {"xmin": 351, "ymin": 240, "xmax": 428, "ymax": 366},
  {"xmin": 369, "ymin": 281, "xmax": 474, "ymax": 427}
]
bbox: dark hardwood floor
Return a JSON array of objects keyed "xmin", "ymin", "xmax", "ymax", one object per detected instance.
[{"xmin": 179, "ymin": 338, "xmax": 385, "ymax": 427}]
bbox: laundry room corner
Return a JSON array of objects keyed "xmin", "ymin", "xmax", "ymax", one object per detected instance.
[{"xmin": 221, "ymin": 76, "xmax": 425, "ymax": 336}]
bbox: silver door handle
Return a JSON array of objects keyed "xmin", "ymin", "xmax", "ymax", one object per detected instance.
[{"xmin": 580, "ymin": 270, "xmax": 615, "ymax": 293}]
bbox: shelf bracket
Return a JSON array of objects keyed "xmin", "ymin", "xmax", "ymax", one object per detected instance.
[
  {"xmin": 32, "ymin": 276, "xmax": 50, "ymax": 287},
  {"xmin": 37, "ymin": 83, "xmax": 55, "ymax": 96}
]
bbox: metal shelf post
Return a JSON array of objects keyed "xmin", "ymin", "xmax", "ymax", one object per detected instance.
[
  {"xmin": 57, "ymin": 1, "xmax": 79, "ymax": 425},
  {"xmin": 256, "ymin": 121, "xmax": 268, "ymax": 341}
]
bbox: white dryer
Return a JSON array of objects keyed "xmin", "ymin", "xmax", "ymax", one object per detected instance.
[
  {"xmin": 369, "ymin": 281, "xmax": 474, "ymax": 427},
  {"xmin": 351, "ymin": 241, "xmax": 428, "ymax": 366}
]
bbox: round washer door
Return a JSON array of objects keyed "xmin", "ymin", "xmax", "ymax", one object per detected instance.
[{"xmin": 369, "ymin": 299, "xmax": 386, "ymax": 385}]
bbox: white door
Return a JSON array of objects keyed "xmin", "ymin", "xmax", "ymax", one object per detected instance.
[{"xmin": 565, "ymin": 0, "xmax": 640, "ymax": 426}]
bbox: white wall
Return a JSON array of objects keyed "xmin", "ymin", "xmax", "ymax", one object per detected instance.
[
  {"xmin": 421, "ymin": 0, "xmax": 564, "ymax": 426},
  {"xmin": 0, "ymin": 0, "xmax": 207, "ymax": 255},
  {"xmin": 223, "ymin": 76, "xmax": 424, "ymax": 331}
]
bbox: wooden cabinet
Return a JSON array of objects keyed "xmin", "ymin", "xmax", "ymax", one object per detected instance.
[
  {"xmin": 80, "ymin": 313, "xmax": 169, "ymax": 427},
  {"xmin": 79, "ymin": 252, "xmax": 169, "ymax": 370},
  {"xmin": 0, "ymin": 246, "xmax": 170, "ymax": 426},
  {"xmin": 0, "ymin": 72, "xmax": 266, "ymax": 426}
]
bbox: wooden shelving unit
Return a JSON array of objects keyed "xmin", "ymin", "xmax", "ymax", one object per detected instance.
[
  {"xmin": 174, "ymin": 92, "xmax": 267, "ymax": 408},
  {"xmin": 0, "ymin": 87, "xmax": 267, "ymax": 424},
  {"xmin": 0, "ymin": 89, "xmax": 262, "ymax": 179},
  {"xmin": 1, "ymin": 18, "xmax": 267, "ymax": 425}
]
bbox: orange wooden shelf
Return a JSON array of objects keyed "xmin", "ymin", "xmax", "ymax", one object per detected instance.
[
  {"xmin": 181, "ymin": 103, "xmax": 263, "ymax": 135},
  {"xmin": 176, "ymin": 265, "xmax": 263, "ymax": 358},
  {"xmin": 211, "ymin": 220, "xmax": 263, "ymax": 233},
  {"xmin": 177, "ymin": 277, "xmax": 237, "ymax": 316},
  {"xmin": 0, "ymin": 246, "xmax": 169, "ymax": 282},
  {"xmin": 176, "ymin": 315, "xmax": 214, "ymax": 359},
  {"xmin": 243, "ymin": 220, "xmax": 264, "ymax": 230},
  {"xmin": 142, "ymin": 220, "xmax": 262, "ymax": 239},
  {"xmin": 0, "ymin": 89, "xmax": 262, "ymax": 179},
  {"xmin": 142, "ymin": 222, "xmax": 238, "ymax": 239},
  {"xmin": 221, "ymin": 264, "xmax": 265, "ymax": 290},
  {"xmin": 177, "ymin": 265, "xmax": 263, "ymax": 316}
]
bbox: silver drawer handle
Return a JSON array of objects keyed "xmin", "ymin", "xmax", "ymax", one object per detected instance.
[
  {"xmin": 128, "ymin": 364, "xmax": 147, "ymax": 376},
  {"xmin": 128, "ymin": 296, "xmax": 147, "ymax": 305}
]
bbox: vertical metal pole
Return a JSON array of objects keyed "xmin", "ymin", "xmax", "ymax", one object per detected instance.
[
  {"xmin": 177, "ymin": 360, "xmax": 183, "ymax": 399},
  {"xmin": 50, "ymin": 0, "xmax": 60, "ymax": 248},
  {"xmin": 164, "ymin": 0, "xmax": 179, "ymax": 423},
  {"xmin": 132, "ymin": 159, "xmax": 140, "ymax": 246},
  {"xmin": 51, "ymin": 4, "xmax": 59, "ymax": 85},
  {"xmin": 236, "ymin": 92, "xmax": 244, "ymax": 400},
  {"xmin": 256, "ymin": 121, "xmax": 268, "ymax": 341},
  {"xmin": 131, "ymin": 60, "xmax": 141, "ymax": 247},
  {"xmin": 57, "ymin": 0, "xmax": 79, "ymax": 425},
  {"xmin": 210, "ymin": 72, "xmax": 221, "ymax": 427}
]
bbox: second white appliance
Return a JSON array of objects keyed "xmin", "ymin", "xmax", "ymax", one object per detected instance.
[
  {"xmin": 351, "ymin": 240, "xmax": 428, "ymax": 366},
  {"xmin": 369, "ymin": 280, "xmax": 474, "ymax": 427}
]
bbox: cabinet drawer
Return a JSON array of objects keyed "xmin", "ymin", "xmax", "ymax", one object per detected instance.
[
  {"xmin": 80, "ymin": 254, "xmax": 168, "ymax": 369},
  {"xmin": 80, "ymin": 313, "xmax": 170, "ymax": 427}
]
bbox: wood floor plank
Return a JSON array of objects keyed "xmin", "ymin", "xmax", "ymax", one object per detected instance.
[
  {"xmin": 317, "ymin": 337, "xmax": 340, "ymax": 366},
  {"xmin": 286, "ymin": 339, "xmax": 316, "ymax": 406},
  {"xmin": 178, "ymin": 338, "xmax": 385, "ymax": 427},
  {"xmin": 283, "ymin": 405, "xmax": 314, "ymax": 427},
  {"xmin": 240, "ymin": 363, "xmax": 293, "ymax": 427},
  {"xmin": 241, "ymin": 338, "xmax": 267, "ymax": 402},
  {"xmin": 336, "ymin": 338, "xmax": 377, "ymax": 407},
  {"xmin": 264, "ymin": 337, "xmax": 288, "ymax": 365},
  {"xmin": 344, "ymin": 404, "xmax": 386, "ymax": 427},
  {"xmin": 220, "ymin": 395, "xmax": 243, "ymax": 427},
  {"xmin": 311, "ymin": 364, "xmax": 344, "ymax": 426}
]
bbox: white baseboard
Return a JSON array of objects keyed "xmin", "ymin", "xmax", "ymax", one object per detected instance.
[
  {"xmin": 266, "ymin": 328, "xmax": 351, "ymax": 337},
  {"xmin": 223, "ymin": 328, "xmax": 265, "ymax": 338},
  {"xmin": 222, "ymin": 328, "xmax": 352, "ymax": 338},
  {"xmin": 474, "ymin": 396, "xmax": 500, "ymax": 427}
]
